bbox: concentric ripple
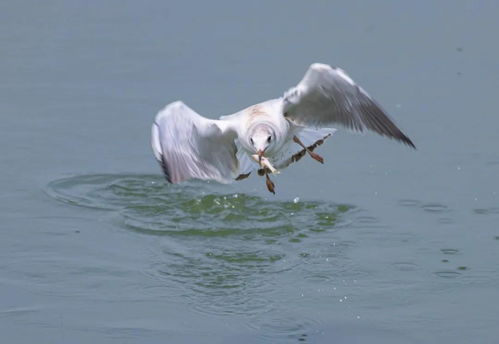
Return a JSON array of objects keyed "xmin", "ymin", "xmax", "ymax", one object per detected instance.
[
  {"xmin": 46, "ymin": 174, "xmax": 354, "ymax": 237},
  {"xmin": 46, "ymin": 174, "xmax": 355, "ymax": 315}
]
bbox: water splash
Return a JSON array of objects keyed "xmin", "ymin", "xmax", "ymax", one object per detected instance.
[
  {"xmin": 46, "ymin": 174, "xmax": 355, "ymax": 316},
  {"xmin": 46, "ymin": 174, "xmax": 353, "ymax": 237}
]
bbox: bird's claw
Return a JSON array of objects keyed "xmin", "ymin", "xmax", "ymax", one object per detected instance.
[
  {"xmin": 293, "ymin": 135, "xmax": 326, "ymax": 164},
  {"xmin": 265, "ymin": 174, "xmax": 275, "ymax": 194},
  {"xmin": 235, "ymin": 172, "xmax": 251, "ymax": 181},
  {"xmin": 308, "ymin": 151, "xmax": 324, "ymax": 164}
]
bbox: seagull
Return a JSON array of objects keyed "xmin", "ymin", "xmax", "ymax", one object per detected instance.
[{"xmin": 151, "ymin": 63, "xmax": 415, "ymax": 194}]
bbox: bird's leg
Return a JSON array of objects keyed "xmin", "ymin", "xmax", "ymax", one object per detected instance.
[
  {"xmin": 292, "ymin": 136, "xmax": 324, "ymax": 164},
  {"xmin": 235, "ymin": 172, "xmax": 251, "ymax": 181},
  {"xmin": 250, "ymin": 153, "xmax": 277, "ymax": 193},
  {"xmin": 265, "ymin": 172, "xmax": 275, "ymax": 194}
]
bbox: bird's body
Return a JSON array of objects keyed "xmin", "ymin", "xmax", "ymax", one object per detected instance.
[
  {"xmin": 151, "ymin": 63, "xmax": 414, "ymax": 193},
  {"xmin": 223, "ymin": 99, "xmax": 292, "ymax": 158}
]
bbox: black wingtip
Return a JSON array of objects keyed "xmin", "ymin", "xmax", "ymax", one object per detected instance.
[
  {"xmin": 159, "ymin": 154, "xmax": 172, "ymax": 183},
  {"xmin": 399, "ymin": 134, "xmax": 416, "ymax": 149}
]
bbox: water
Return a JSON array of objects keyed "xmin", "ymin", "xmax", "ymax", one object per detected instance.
[{"xmin": 1, "ymin": 1, "xmax": 499, "ymax": 343}]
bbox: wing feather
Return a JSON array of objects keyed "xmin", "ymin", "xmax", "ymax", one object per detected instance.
[
  {"xmin": 282, "ymin": 63, "xmax": 415, "ymax": 148},
  {"xmin": 151, "ymin": 101, "xmax": 239, "ymax": 183}
]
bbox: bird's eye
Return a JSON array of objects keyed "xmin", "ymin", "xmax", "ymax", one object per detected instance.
[
  {"xmin": 250, "ymin": 138, "xmax": 254, "ymax": 145},
  {"xmin": 267, "ymin": 136, "xmax": 272, "ymax": 143}
]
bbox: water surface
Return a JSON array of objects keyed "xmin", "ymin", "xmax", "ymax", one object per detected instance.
[{"xmin": 1, "ymin": 1, "xmax": 499, "ymax": 343}]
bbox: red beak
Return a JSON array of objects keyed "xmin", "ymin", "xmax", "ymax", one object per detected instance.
[{"xmin": 257, "ymin": 150, "xmax": 264, "ymax": 163}]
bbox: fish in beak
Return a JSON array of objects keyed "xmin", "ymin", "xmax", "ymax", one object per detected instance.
[
  {"xmin": 257, "ymin": 150, "xmax": 264, "ymax": 164},
  {"xmin": 251, "ymin": 153, "xmax": 279, "ymax": 174}
]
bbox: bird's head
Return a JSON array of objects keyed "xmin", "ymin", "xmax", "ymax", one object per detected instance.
[{"xmin": 249, "ymin": 124, "xmax": 275, "ymax": 158}]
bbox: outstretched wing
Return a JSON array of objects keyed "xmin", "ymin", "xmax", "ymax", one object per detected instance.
[
  {"xmin": 151, "ymin": 101, "xmax": 239, "ymax": 184},
  {"xmin": 282, "ymin": 63, "xmax": 415, "ymax": 148}
]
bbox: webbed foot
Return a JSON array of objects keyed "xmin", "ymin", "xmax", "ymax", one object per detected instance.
[
  {"xmin": 235, "ymin": 172, "xmax": 251, "ymax": 181},
  {"xmin": 293, "ymin": 135, "xmax": 325, "ymax": 164},
  {"xmin": 265, "ymin": 173, "xmax": 275, "ymax": 194}
]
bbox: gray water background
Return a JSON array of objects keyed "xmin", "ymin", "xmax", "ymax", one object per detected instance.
[{"xmin": 1, "ymin": 1, "xmax": 498, "ymax": 343}]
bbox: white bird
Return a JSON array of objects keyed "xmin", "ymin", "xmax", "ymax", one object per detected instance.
[{"xmin": 151, "ymin": 63, "xmax": 415, "ymax": 194}]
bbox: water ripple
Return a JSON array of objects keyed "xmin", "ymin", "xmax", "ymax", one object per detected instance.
[
  {"xmin": 46, "ymin": 174, "xmax": 354, "ymax": 235},
  {"xmin": 398, "ymin": 199, "xmax": 450, "ymax": 214},
  {"xmin": 473, "ymin": 207, "xmax": 499, "ymax": 215},
  {"xmin": 46, "ymin": 174, "xmax": 356, "ymax": 316}
]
